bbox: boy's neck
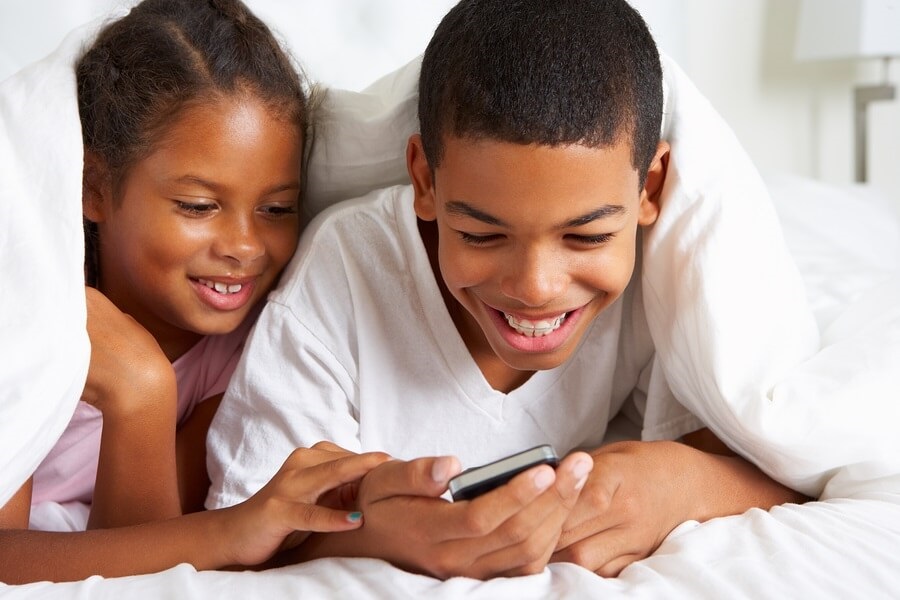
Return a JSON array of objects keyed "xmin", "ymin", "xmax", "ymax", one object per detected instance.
[{"xmin": 416, "ymin": 218, "xmax": 535, "ymax": 394}]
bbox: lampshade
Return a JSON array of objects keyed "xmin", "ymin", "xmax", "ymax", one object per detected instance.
[{"xmin": 795, "ymin": 0, "xmax": 900, "ymax": 61}]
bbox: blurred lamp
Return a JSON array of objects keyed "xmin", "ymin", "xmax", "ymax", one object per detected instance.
[{"xmin": 795, "ymin": 0, "xmax": 900, "ymax": 182}]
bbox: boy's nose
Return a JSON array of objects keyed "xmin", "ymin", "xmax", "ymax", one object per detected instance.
[
  {"xmin": 214, "ymin": 215, "xmax": 265, "ymax": 265},
  {"xmin": 500, "ymin": 249, "xmax": 567, "ymax": 307}
]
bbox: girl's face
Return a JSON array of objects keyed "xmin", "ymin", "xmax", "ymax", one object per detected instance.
[{"xmin": 87, "ymin": 96, "xmax": 302, "ymax": 359}]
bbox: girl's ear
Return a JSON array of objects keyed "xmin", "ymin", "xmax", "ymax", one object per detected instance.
[
  {"xmin": 637, "ymin": 141, "xmax": 669, "ymax": 227},
  {"xmin": 406, "ymin": 134, "xmax": 437, "ymax": 221},
  {"xmin": 82, "ymin": 149, "xmax": 112, "ymax": 223}
]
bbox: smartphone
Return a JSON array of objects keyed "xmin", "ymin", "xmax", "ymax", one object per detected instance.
[{"xmin": 449, "ymin": 444, "xmax": 559, "ymax": 501}]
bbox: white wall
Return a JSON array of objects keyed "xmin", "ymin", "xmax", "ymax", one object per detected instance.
[
  {"xmin": 2, "ymin": 0, "xmax": 898, "ymax": 200},
  {"xmin": 675, "ymin": 0, "xmax": 900, "ymax": 197}
]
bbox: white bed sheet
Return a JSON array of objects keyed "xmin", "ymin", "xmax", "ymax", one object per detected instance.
[{"xmin": 4, "ymin": 492, "xmax": 899, "ymax": 598}]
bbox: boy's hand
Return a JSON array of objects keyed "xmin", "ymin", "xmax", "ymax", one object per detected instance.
[
  {"xmin": 305, "ymin": 451, "xmax": 593, "ymax": 579},
  {"xmin": 551, "ymin": 440, "xmax": 696, "ymax": 577},
  {"xmin": 552, "ymin": 439, "xmax": 809, "ymax": 577},
  {"xmin": 218, "ymin": 441, "xmax": 392, "ymax": 567}
]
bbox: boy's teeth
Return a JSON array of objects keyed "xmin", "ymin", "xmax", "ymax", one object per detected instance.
[
  {"xmin": 198, "ymin": 278, "xmax": 243, "ymax": 295},
  {"xmin": 504, "ymin": 312, "xmax": 566, "ymax": 337}
]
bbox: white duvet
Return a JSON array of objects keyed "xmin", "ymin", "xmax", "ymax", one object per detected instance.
[{"xmin": 2, "ymin": 16, "xmax": 900, "ymax": 599}]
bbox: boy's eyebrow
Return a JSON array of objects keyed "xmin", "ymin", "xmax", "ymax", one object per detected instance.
[
  {"xmin": 445, "ymin": 201, "xmax": 506, "ymax": 226},
  {"xmin": 445, "ymin": 200, "xmax": 626, "ymax": 228},
  {"xmin": 562, "ymin": 205, "xmax": 626, "ymax": 228}
]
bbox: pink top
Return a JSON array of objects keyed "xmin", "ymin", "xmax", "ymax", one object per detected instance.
[{"xmin": 31, "ymin": 312, "xmax": 258, "ymax": 506}]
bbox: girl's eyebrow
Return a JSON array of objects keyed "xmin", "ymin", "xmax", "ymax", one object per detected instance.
[
  {"xmin": 172, "ymin": 175, "xmax": 300, "ymax": 195},
  {"xmin": 445, "ymin": 200, "xmax": 626, "ymax": 228}
]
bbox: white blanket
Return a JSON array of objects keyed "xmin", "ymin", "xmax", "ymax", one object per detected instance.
[
  {"xmin": 3, "ymin": 14, "xmax": 900, "ymax": 599},
  {"xmin": 0, "ymin": 24, "xmax": 92, "ymax": 508}
]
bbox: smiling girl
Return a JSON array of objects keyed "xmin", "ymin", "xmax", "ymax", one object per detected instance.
[{"xmin": 0, "ymin": 0, "xmax": 388, "ymax": 584}]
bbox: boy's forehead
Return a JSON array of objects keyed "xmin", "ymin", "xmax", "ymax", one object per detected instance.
[{"xmin": 435, "ymin": 134, "xmax": 640, "ymax": 197}]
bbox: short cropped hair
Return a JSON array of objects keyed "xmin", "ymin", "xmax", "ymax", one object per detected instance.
[{"xmin": 418, "ymin": 0, "xmax": 663, "ymax": 186}]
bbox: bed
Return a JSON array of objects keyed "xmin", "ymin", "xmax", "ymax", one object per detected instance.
[{"xmin": 3, "ymin": 4, "xmax": 900, "ymax": 598}]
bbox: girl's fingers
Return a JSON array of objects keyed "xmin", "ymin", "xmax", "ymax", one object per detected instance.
[
  {"xmin": 278, "ymin": 451, "xmax": 391, "ymax": 503},
  {"xmin": 283, "ymin": 503, "xmax": 365, "ymax": 534}
]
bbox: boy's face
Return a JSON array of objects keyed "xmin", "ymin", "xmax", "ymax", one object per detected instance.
[{"xmin": 409, "ymin": 134, "xmax": 667, "ymax": 385}]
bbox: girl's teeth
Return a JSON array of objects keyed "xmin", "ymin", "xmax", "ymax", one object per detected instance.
[
  {"xmin": 198, "ymin": 279, "xmax": 243, "ymax": 295},
  {"xmin": 504, "ymin": 313, "xmax": 566, "ymax": 337}
]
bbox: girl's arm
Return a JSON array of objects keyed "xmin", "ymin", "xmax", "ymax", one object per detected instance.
[
  {"xmin": 176, "ymin": 394, "xmax": 223, "ymax": 513},
  {"xmin": 0, "ymin": 479, "xmax": 33, "ymax": 530},
  {"xmin": 82, "ymin": 287, "xmax": 182, "ymax": 528},
  {"xmin": 0, "ymin": 445, "xmax": 388, "ymax": 585}
]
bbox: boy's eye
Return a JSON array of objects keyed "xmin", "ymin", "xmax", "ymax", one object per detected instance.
[
  {"xmin": 176, "ymin": 201, "xmax": 216, "ymax": 215},
  {"xmin": 566, "ymin": 232, "xmax": 615, "ymax": 245},
  {"xmin": 459, "ymin": 231, "xmax": 503, "ymax": 246}
]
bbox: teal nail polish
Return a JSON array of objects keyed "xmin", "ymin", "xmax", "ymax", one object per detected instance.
[{"xmin": 346, "ymin": 511, "xmax": 363, "ymax": 523}]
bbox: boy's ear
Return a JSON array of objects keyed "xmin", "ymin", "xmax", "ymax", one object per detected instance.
[
  {"xmin": 637, "ymin": 141, "xmax": 670, "ymax": 227},
  {"xmin": 406, "ymin": 134, "xmax": 437, "ymax": 221},
  {"xmin": 82, "ymin": 149, "xmax": 112, "ymax": 223}
]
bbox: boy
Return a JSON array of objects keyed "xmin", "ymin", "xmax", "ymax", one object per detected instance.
[{"xmin": 207, "ymin": 0, "xmax": 806, "ymax": 579}]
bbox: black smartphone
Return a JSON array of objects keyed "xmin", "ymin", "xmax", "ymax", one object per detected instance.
[{"xmin": 449, "ymin": 444, "xmax": 560, "ymax": 501}]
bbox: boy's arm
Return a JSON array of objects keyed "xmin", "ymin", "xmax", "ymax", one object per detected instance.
[
  {"xmin": 282, "ymin": 452, "xmax": 594, "ymax": 580},
  {"xmin": 551, "ymin": 431, "xmax": 808, "ymax": 576}
]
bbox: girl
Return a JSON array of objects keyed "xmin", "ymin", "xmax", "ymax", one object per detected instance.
[{"xmin": 0, "ymin": 0, "xmax": 388, "ymax": 584}]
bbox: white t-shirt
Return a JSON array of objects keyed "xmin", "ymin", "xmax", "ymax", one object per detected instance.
[{"xmin": 206, "ymin": 185, "xmax": 701, "ymax": 509}]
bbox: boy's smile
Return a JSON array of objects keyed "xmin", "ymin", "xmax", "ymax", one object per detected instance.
[{"xmin": 409, "ymin": 134, "xmax": 666, "ymax": 392}]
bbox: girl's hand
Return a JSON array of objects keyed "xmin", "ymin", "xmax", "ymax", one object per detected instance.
[
  {"xmin": 82, "ymin": 287, "xmax": 175, "ymax": 417},
  {"xmin": 218, "ymin": 442, "xmax": 391, "ymax": 567}
]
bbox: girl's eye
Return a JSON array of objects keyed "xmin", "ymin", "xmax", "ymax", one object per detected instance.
[
  {"xmin": 459, "ymin": 232, "xmax": 502, "ymax": 246},
  {"xmin": 260, "ymin": 204, "xmax": 298, "ymax": 217},
  {"xmin": 176, "ymin": 201, "xmax": 216, "ymax": 215},
  {"xmin": 567, "ymin": 232, "xmax": 615, "ymax": 246}
]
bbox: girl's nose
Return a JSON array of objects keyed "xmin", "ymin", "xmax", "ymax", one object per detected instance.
[{"xmin": 214, "ymin": 215, "xmax": 265, "ymax": 265}]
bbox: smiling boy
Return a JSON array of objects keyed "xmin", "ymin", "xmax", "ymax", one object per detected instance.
[{"xmin": 207, "ymin": 0, "xmax": 805, "ymax": 578}]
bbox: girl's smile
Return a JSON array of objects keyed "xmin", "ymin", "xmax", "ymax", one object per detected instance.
[{"xmin": 86, "ymin": 96, "xmax": 302, "ymax": 360}]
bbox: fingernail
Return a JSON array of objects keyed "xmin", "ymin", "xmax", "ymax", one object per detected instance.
[
  {"xmin": 346, "ymin": 511, "xmax": 363, "ymax": 523},
  {"xmin": 431, "ymin": 457, "xmax": 455, "ymax": 483},
  {"xmin": 574, "ymin": 475, "xmax": 588, "ymax": 491},
  {"xmin": 571, "ymin": 457, "xmax": 592, "ymax": 482},
  {"xmin": 533, "ymin": 468, "xmax": 554, "ymax": 491}
]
